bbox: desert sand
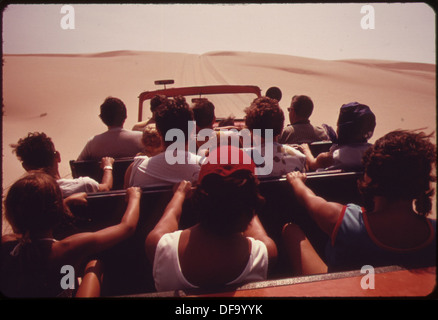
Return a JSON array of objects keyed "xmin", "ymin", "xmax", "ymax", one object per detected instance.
[{"xmin": 2, "ymin": 50, "xmax": 436, "ymax": 233}]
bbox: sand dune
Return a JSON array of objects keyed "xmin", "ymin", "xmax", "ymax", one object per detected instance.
[{"xmin": 2, "ymin": 50, "xmax": 436, "ymax": 224}]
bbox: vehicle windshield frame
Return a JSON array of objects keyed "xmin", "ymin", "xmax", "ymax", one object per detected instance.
[{"xmin": 137, "ymin": 84, "xmax": 262, "ymax": 122}]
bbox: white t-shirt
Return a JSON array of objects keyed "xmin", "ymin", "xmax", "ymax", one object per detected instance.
[
  {"xmin": 324, "ymin": 143, "xmax": 372, "ymax": 171},
  {"xmin": 77, "ymin": 127, "xmax": 143, "ymax": 160},
  {"xmin": 57, "ymin": 177, "xmax": 99, "ymax": 197},
  {"xmin": 153, "ymin": 230, "xmax": 268, "ymax": 292},
  {"xmin": 128, "ymin": 151, "xmax": 201, "ymax": 188}
]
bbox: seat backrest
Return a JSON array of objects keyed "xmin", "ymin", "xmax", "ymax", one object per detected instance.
[
  {"xmin": 66, "ymin": 171, "xmax": 364, "ymax": 296},
  {"xmin": 67, "ymin": 187, "xmax": 175, "ymax": 296},
  {"xmin": 257, "ymin": 171, "xmax": 363, "ymax": 276},
  {"xmin": 69, "ymin": 157, "xmax": 134, "ymax": 190},
  {"xmin": 309, "ymin": 141, "xmax": 333, "ymax": 157}
]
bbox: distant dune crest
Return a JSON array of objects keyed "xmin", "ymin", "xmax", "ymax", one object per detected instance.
[{"xmin": 5, "ymin": 50, "xmax": 435, "ymax": 68}]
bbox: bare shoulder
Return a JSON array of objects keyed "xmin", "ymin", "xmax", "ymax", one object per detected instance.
[
  {"xmin": 145, "ymin": 229, "xmax": 166, "ymax": 262},
  {"xmin": 2, "ymin": 233, "xmax": 19, "ymax": 243}
]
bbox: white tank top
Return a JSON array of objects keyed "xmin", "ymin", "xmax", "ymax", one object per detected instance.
[{"xmin": 152, "ymin": 230, "xmax": 268, "ymax": 292}]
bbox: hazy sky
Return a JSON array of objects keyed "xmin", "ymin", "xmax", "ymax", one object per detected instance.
[{"xmin": 2, "ymin": 3, "xmax": 436, "ymax": 63}]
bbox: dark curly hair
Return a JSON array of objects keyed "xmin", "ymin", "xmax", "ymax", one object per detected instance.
[
  {"xmin": 192, "ymin": 170, "xmax": 265, "ymax": 235},
  {"xmin": 358, "ymin": 130, "xmax": 436, "ymax": 216},
  {"xmin": 154, "ymin": 95, "xmax": 194, "ymax": 147},
  {"xmin": 191, "ymin": 99, "xmax": 215, "ymax": 129},
  {"xmin": 150, "ymin": 95, "xmax": 168, "ymax": 115},
  {"xmin": 11, "ymin": 132, "xmax": 56, "ymax": 170},
  {"xmin": 244, "ymin": 96, "xmax": 284, "ymax": 139}
]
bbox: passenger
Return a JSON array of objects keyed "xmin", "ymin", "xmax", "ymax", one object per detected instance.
[
  {"xmin": 192, "ymin": 98, "xmax": 216, "ymax": 132},
  {"xmin": 191, "ymin": 98, "xmax": 241, "ymax": 156},
  {"xmin": 278, "ymin": 95, "xmax": 329, "ymax": 145},
  {"xmin": 191, "ymin": 98, "xmax": 215, "ymax": 156},
  {"xmin": 11, "ymin": 132, "xmax": 114, "ymax": 198},
  {"xmin": 1, "ymin": 171, "xmax": 141, "ymax": 297},
  {"xmin": 301, "ymin": 102, "xmax": 376, "ymax": 171},
  {"xmin": 125, "ymin": 96, "xmax": 201, "ymax": 188},
  {"xmin": 77, "ymin": 97, "xmax": 143, "ymax": 160},
  {"xmin": 265, "ymin": 86, "xmax": 282, "ymax": 102},
  {"xmin": 137, "ymin": 123, "xmax": 164, "ymax": 157},
  {"xmin": 282, "ymin": 130, "xmax": 436, "ymax": 275},
  {"xmin": 243, "ymin": 96, "xmax": 306, "ymax": 178},
  {"xmin": 145, "ymin": 146, "xmax": 277, "ymax": 292},
  {"xmin": 132, "ymin": 95, "xmax": 168, "ymax": 131}
]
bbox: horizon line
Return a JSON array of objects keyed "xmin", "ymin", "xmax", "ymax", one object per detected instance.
[{"xmin": 3, "ymin": 49, "xmax": 436, "ymax": 65}]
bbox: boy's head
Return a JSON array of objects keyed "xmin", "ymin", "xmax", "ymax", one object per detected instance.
[
  {"xmin": 11, "ymin": 132, "xmax": 58, "ymax": 171},
  {"xmin": 99, "ymin": 97, "xmax": 127, "ymax": 127}
]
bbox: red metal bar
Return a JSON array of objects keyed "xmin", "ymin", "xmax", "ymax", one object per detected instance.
[{"xmin": 138, "ymin": 85, "xmax": 262, "ymax": 122}]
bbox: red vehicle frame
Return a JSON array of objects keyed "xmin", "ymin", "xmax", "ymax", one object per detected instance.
[{"xmin": 137, "ymin": 80, "xmax": 262, "ymax": 122}]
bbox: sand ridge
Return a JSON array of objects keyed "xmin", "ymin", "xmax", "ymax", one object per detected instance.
[{"xmin": 2, "ymin": 50, "xmax": 436, "ymax": 206}]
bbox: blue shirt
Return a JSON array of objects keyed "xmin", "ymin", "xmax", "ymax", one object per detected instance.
[{"xmin": 325, "ymin": 204, "xmax": 436, "ymax": 272}]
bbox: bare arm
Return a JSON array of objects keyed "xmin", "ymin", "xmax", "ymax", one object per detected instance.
[
  {"xmin": 63, "ymin": 192, "xmax": 88, "ymax": 207},
  {"xmin": 56, "ymin": 187, "xmax": 141, "ymax": 264},
  {"xmin": 300, "ymin": 144, "xmax": 333, "ymax": 171},
  {"xmin": 145, "ymin": 181, "xmax": 192, "ymax": 263},
  {"xmin": 75, "ymin": 259, "xmax": 104, "ymax": 298},
  {"xmin": 124, "ymin": 163, "xmax": 134, "ymax": 189},
  {"xmin": 132, "ymin": 119, "xmax": 153, "ymax": 132},
  {"xmin": 300, "ymin": 143, "xmax": 318, "ymax": 171},
  {"xmin": 287, "ymin": 171, "xmax": 343, "ymax": 236},
  {"xmin": 243, "ymin": 215, "xmax": 278, "ymax": 266},
  {"xmin": 98, "ymin": 157, "xmax": 114, "ymax": 191}
]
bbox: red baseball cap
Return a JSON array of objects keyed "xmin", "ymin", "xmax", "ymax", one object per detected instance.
[{"xmin": 198, "ymin": 145, "xmax": 256, "ymax": 182}]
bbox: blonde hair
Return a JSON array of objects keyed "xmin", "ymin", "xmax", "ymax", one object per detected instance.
[{"xmin": 141, "ymin": 124, "xmax": 163, "ymax": 157}]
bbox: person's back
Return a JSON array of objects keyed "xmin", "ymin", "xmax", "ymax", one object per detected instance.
[
  {"xmin": 154, "ymin": 227, "xmax": 268, "ymax": 291},
  {"xmin": 324, "ymin": 102, "xmax": 376, "ymax": 171},
  {"xmin": 1, "ymin": 171, "xmax": 141, "ymax": 297},
  {"xmin": 324, "ymin": 203, "xmax": 436, "ymax": 272},
  {"xmin": 283, "ymin": 129, "xmax": 437, "ymax": 276},
  {"xmin": 326, "ymin": 129, "xmax": 436, "ymax": 270},
  {"xmin": 77, "ymin": 97, "xmax": 143, "ymax": 160},
  {"xmin": 77, "ymin": 128, "xmax": 143, "ymax": 160},
  {"xmin": 128, "ymin": 151, "xmax": 201, "ymax": 187},
  {"xmin": 278, "ymin": 95, "xmax": 328, "ymax": 145},
  {"xmin": 146, "ymin": 146, "xmax": 277, "ymax": 291},
  {"xmin": 12, "ymin": 132, "xmax": 114, "ymax": 197},
  {"xmin": 301, "ymin": 102, "xmax": 376, "ymax": 172},
  {"xmin": 126, "ymin": 96, "xmax": 201, "ymax": 188},
  {"xmin": 280, "ymin": 124, "xmax": 329, "ymax": 145},
  {"xmin": 1, "ymin": 235, "xmax": 69, "ymax": 297},
  {"xmin": 326, "ymin": 142, "xmax": 372, "ymax": 171}
]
